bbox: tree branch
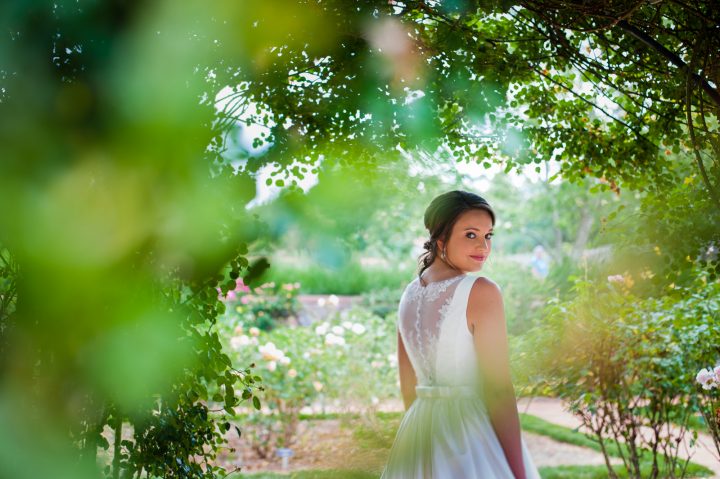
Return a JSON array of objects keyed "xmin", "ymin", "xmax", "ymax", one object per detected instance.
[
  {"xmin": 531, "ymin": 65, "xmax": 659, "ymax": 149},
  {"xmin": 686, "ymin": 57, "xmax": 720, "ymax": 209},
  {"xmin": 617, "ymin": 20, "xmax": 720, "ymax": 108}
]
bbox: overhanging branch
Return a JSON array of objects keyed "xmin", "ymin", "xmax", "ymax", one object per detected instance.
[
  {"xmin": 686, "ymin": 56, "xmax": 720, "ymax": 210},
  {"xmin": 617, "ymin": 20, "xmax": 720, "ymax": 108}
]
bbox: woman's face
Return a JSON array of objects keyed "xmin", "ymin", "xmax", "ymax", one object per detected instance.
[{"xmin": 437, "ymin": 209, "xmax": 494, "ymax": 273}]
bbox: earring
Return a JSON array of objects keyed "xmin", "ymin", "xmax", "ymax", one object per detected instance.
[{"xmin": 441, "ymin": 248, "xmax": 447, "ymax": 260}]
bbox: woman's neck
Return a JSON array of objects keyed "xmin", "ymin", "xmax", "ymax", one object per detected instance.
[{"xmin": 422, "ymin": 261, "xmax": 465, "ymax": 283}]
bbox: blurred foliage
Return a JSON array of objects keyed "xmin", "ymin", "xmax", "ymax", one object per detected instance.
[
  {"xmin": 0, "ymin": 248, "xmax": 18, "ymax": 358},
  {"xmin": 0, "ymin": 1, "xmax": 268, "ymax": 478},
  {"xmin": 359, "ymin": 286, "xmax": 407, "ymax": 319},
  {"xmin": 261, "ymin": 260, "xmax": 410, "ymax": 295},
  {"xmin": 221, "ymin": 279, "xmax": 303, "ymax": 332}
]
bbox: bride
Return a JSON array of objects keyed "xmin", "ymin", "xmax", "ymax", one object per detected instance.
[{"xmin": 381, "ymin": 190, "xmax": 540, "ymax": 478}]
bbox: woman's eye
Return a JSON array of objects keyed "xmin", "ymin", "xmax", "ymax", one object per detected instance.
[
  {"xmin": 466, "ymin": 233, "xmax": 495, "ymax": 239},
  {"xmin": 466, "ymin": 233, "xmax": 494, "ymax": 239}
]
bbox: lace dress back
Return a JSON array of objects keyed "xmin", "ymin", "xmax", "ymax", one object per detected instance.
[{"xmin": 398, "ymin": 274, "xmax": 469, "ymax": 386}]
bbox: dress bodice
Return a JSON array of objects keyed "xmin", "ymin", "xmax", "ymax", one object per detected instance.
[{"xmin": 397, "ymin": 274, "xmax": 480, "ymax": 387}]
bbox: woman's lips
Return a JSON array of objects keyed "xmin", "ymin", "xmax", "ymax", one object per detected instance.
[{"xmin": 470, "ymin": 255, "xmax": 486, "ymax": 262}]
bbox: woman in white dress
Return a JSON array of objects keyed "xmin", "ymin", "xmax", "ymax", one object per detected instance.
[{"xmin": 381, "ymin": 190, "xmax": 541, "ymax": 479}]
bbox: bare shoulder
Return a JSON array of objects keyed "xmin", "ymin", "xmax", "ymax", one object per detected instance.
[
  {"xmin": 466, "ymin": 276, "xmax": 504, "ymax": 333},
  {"xmin": 469, "ymin": 276, "xmax": 503, "ymax": 302}
]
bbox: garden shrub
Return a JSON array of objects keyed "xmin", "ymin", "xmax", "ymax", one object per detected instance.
[
  {"xmin": 517, "ymin": 268, "xmax": 720, "ymax": 479},
  {"xmin": 217, "ymin": 303, "xmax": 397, "ymax": 458}
]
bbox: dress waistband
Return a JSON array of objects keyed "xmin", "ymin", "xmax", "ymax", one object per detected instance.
[{"xmin": 415, "ymin": 384, "xmax": 479, "ymax": 399}]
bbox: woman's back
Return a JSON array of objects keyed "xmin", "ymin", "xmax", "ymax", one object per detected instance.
[{"xmin": 397, "ymin": 273, "xmax": 480, "ymax": 388}]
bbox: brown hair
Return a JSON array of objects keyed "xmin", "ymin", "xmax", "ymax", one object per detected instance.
[{"xmin": 417, "ymin": 190, "xmax": 496, "ymax": 282}]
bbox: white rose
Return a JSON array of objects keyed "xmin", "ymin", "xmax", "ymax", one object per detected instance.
[
  {"xmin": 325, "ymin": 333, "xmax": 345, "ymax": 346},
  {"xmin": 287, "ymin": 368, "xmax": 298, "ymax": 378},
  {"xmin": 332, "ymin": 325, "xmax": 345, "ymax": 335},
  {"xmin": 342, "ymin": 321, "xmax": 353, "ymax": 329},
  {"xmin": 371, "ymin": 396, "xmax": 380, "ymax": 405},
  {"xmin": 328, "ymin": 294, "xmax": 339, "ymax": 306},
  {"xmin": 315, "ymin": 322, "xmax": 329, "ymax": 336},
  {"xmin": 313, "ymin": 381, "xmax": 324, "ymax": 392},
  {"xmin": 267, "ymin": 360, "xmax": 277, "ymax": 372},
  {"xmin": 351, "ymin": 323, "xmax": 366, "ymax": 335},
  {"xmin": 249, "ymin": 327, "xmax": 261, "ymax": 337},
  {"xmin": 317, "ymin": 297, "xmax": 326, "ymax": 307},
  {"xmin": 259, "ymin": 342, "xmax": 283, "ymax": 361},
  {"xmin": 279, "ymin": 356, "xmax": 291, "ymax": 366},
  {"xmin": 697, "ymin": 368, "xmax": 716, "ymax": 390},
  {"xmin": 230, "ymin": 335, "xmax": 250, "ymax": 350}
]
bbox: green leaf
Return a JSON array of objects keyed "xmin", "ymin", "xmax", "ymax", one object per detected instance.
[{"xmin": 224, "ymin": 384, "xmax": 235, "ymax": 409}]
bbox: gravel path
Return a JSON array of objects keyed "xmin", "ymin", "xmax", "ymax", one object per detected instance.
[
  {"xmin": 523, "ymin": 430, "xmax": 621, "ymax": 468},
  {"xmin": 518, "ymin": 397, "xmax": 720, "ymax": 478}
]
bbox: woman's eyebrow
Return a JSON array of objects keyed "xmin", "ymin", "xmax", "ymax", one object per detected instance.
[{"xmin": 463, "ymin": 227, "xmax": 493, "ymax": 232}]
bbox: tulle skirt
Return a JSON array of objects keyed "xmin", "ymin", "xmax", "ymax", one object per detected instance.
[{"xmin": 380, "ymin": 387, "xmax": 541, "ymax": 479}]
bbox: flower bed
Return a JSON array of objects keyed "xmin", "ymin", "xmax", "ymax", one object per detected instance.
[{"xmin": 214, "ymin": 279, "xmax": 398, "ymax": 458}]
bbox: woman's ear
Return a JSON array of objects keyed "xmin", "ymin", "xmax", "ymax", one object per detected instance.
[{"xmin": 436, "ymin": 238, "xmax": 444, "ymax": 251}]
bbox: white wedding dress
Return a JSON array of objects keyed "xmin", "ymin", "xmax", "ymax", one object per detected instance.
[{"xmin": 381, "ymin": 274, "xmax": 541, "ymax": 478}]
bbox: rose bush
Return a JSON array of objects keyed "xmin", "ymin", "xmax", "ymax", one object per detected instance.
[
  {"xmin": 217, "ymin": 302, "xmax": 397, "ymax": 457},
  {"xmin": 517, "ymin": 267, "xmax": 720, "ymax": 479},
  {"xmin": 695, "ymin": 366, "xmax": 720, "ymax": 460}
]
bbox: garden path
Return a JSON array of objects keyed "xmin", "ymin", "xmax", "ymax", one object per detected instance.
[{"xmin": 517, "ymin": 397, "xmax": 720, "ymax": 478}]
